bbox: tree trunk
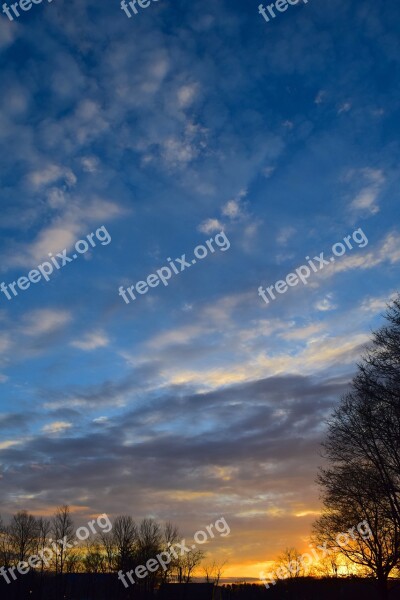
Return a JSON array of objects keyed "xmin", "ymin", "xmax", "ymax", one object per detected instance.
[{"xmin": 377, "ymin": 576, "xmax": 388, "ymax": 600}]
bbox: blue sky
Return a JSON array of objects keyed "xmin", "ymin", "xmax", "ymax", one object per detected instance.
[{"xmin": 0, "ymin": 0, "xmax": 399, "ymax": 578}]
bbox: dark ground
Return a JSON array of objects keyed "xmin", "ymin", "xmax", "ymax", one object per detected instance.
[{"xmin": 0, "ymin": 574, "xmax": 399, "ymax": 599}]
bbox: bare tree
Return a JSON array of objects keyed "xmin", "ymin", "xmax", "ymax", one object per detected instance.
[
  {"xmin": 99, "ymin": 528, "xmax": 115, "ymax": 572},
  {"xmin": 175, "ymin": 548, "xmax": 205, "ymax": 583},
  {"xmin": 65, "ymin": 548, "xmax": 83, "ymax": 573},
  {"xmin": 51, "ymin": 505, "xmax": 74, "ymax": 575},
  {"xmin": 161, "ymin": 522, "xmax": 180, "ymax": 583},
  {"xmin": 310, "ymin": 548, "xmax": 341, "ymax": 578},
  {"xmin": 203, "ymin": 559, "xmax": 227, "ymax": 585},
  {"xmin": 314, "ymin": 464, "xmax": 400, "ymax": 599},
  {"xmin": 316, "ymin": 295, "xmax": 400, "ymax": 600},
  {"xmin": 112, "ymin": 515, "xmax": 137, "ymax": 572},
  {"xmin": 0, "ymin": 515, "xmax": 12, "ymax": 568},
  {"xmin": 274, "ymin": 547, "xmax": 304, "ymax": 579},
  {"xmin": 84, "ymin": 539, "xmax": 107, "ymax": 574},
  {"xmin": 137, "ymin": 518, "xmax": 162, "ymax": 561},
  {"xmin": 8, "ymin": 511, "xmax": 38, "ymax": 564},
  {"xmin": 136, "ymin": 518, "xmax": 163, "ymax": 593},
  {"xmin": 35, "ymin": 517, "xmax": 51, "ymax": 574}
]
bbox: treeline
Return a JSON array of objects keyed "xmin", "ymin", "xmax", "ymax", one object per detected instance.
[{"xmin": 0, "ymin": 506, "xmax": 223, "ymax": 599}]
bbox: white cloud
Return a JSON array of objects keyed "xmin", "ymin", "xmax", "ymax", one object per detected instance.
[
  {"xmin": 222, "ymin": 199, "xmax": 241, "ymax": 218},
  {"xmin": 359, "ymin": 292, "xmax": 397, "ymax": 314},
  {"xmin": 338, "ymin": 102, "xmax": 351, "ymax": 114},
  {"xmin": 314, "ymin": 294, "xmax": 337, "ymax": 312},
  {"xmin": 314, "ymin": 90, "xmax": 326, "ymax": 104},
  {"xmin": 221, "ymin": 189, "xmax": 247, "ymax": 220},
  {"xmin": 7, "ymin": 198, "xmax": 124, "ymax": 268},
  {"xmin": 279, "ymin": 323, "xmax": 325, "ymax": 341},
  {"xmin": 0, "ymin": 440, "xmax": 22, "ymax": 450},
  {"xmin": 42, "ymin": 421, "xmax": 72, "ymax": 434},
  {"xmin": 277, "ymin": 226, "xmax": 296, "ymax": 246},
  {"xmin": 23, "ymin": 309, "xmax": 72, "ymax": 336},
  {"xmin": 361, "ymin": 168, "xmax": 385, "ymax": 184},
  {"xmin": 177, "ymin": 84, "xmax": 198, "ymax": 108},
  {"xmin": 0, "ymin": 334, "xmax": 11, "ymax": 354},
  {"xmin": 71, "ymin": 330, "xmax": 110, "ymax": 351},
  {"xmin": 319, "ymin": 231, "xmax": 400, "ymax": 280},
  {"xmin": 262, "ymin": 166, "xmax": 276, "ymax": 178},
  {"xmin": 29, "ymin": 164, "xmax": 77, "ymax": 189},
  {"xmin": 81, "ymin": 156, "xmax": 99, "ymax": 173},
  {"xmin": 198, "ymin": 218, "xmax": 224, "ymax": 234},
  {"xmin": 346, "ymin": 167, "xmax": 385, "ymax": 215},
  {"xmin": 379, "ymin": 231, "xmax": 400, "ymax": 263},
  {"xmin": 147, "ymin": 325, "xmax": 206, "ymax": 350},
  {"xmin": 93, "ymin": 416, "xmax": 109, "ymax": 424},
  {"xmin": 351, "ymin": 188, "xmax": 380, "ymax": 214},
  {"xmin": 46, "ymin": 187, "xmax": 67, "ymax": 209},
  {"xmin": 161, "ymin": 122, "xmax": 208, "ymax": 168},
  {"xmin": 0, "ymin": 18, "xmax": 18, "ymax": 51},
  {"xmin": 165, "ymin": 332, "xmax": 369, "ymax": 390},
  {"xmin": 198, "ymin": 190, "xmax": 250, "ymax": 236}
]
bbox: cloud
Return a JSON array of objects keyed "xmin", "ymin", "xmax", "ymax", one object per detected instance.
[
  {"xmin": 6, "ymin": 199, "xmax": 124, "ymax": 269},
  {"xmin": 0, "ymin": 334, "xmax": 11, "ymax": 354},
  {"xmin": 318, "ymin": 231, "xmax": 400, "ymax": 280},
  {"xmin": 0, "ymin": 370, "xmax": 349, "ymax": 552},
  {"xmin": 71, "ymin": 330, "xmax": 110, "ymax": 351},
  {"xmin": 0, "ymin": 413, "xmax": 33, "ymax": 432},
  {"xmin": 0, "ymin": 18, "xmax": 18, "ymax": 50},
  {"xmin": 198, "ymin": 218, "xmax": 224, "ymax": 234},
  {"xmin": 42, "ymin": 422, "xmax": 72, "ymax": 434},
  {"xmin": 277, "ymin": 227, "xmax": 296, "ymax": 246},
  {"xmin": 222, "ymin": 200, "xmax": 241, "ymax": 218},
  {"xmin": 81, "ymin": 156, "xmax": 99, "ymax": 173},
  {"xmin": 314, "ymin": 294, "xmax": 337, "ymax": 312},
  {"xmin": 351, "ymin": 188, "xmax": 380, "ymax": 214},
  {"xmin": 348, "ymin": 167, "xmax": 385, "ymax": 215},
  {"xmin": 177, "ymin": 84, "xmax": 199, "ymax": 108},
  {"xmin": 359, "ymin": 292, "xmax": 398, "ymax": 314},
  {"xmin": 28, "ymin": 164, "xmax": 77, "ymax": 189},
  {"xmin": 314, "ymin": 90, "xmax": 326, "ymax": 104},
  {"xmin": 23, "ymin": 310, "xmax": 72, "ymax": 337},
  {"xmin": 40, "ymin": 373, "xmax": 142, "ymax": 410},
  {"xmin": 278, "ymin": 323, "xmax": 325, "ymax": 341},
  {"xmin": 147, "ymin": 325, "xmax": 206, "ymax": 350},
  {"xmin": 197, "ymin": 190, "xmax": 251, "ymax": 238},
  {"xmin": 93, "ymin": 416, "xmax": 109, "ymax": 424},
  {"xmin": 160, "ymin": 122, "xmax": 209, "ymax": 169},
  {"xmin": 262, "ymin": 166, "xmax": 276, "ymax": 178},
  {"xmin": 0, "ymin": 440, "xmax": 23, "ymax": 450},
  {"xmin": 222, "ymin": 190, "xmax": 247, "ymax": 219},
  {"xmin": 338, "ymin": 102, "xmax": 351, "ymax": 114}
]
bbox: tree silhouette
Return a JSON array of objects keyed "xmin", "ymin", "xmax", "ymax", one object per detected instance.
[{"xmin": 315, "ymin": 295, "xmax": 400, "ymax": 600}]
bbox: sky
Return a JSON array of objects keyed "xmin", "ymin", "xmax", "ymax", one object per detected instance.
[{"xmin": 0, "ymin": 0, "xmax": 399, "ymax": 581}]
